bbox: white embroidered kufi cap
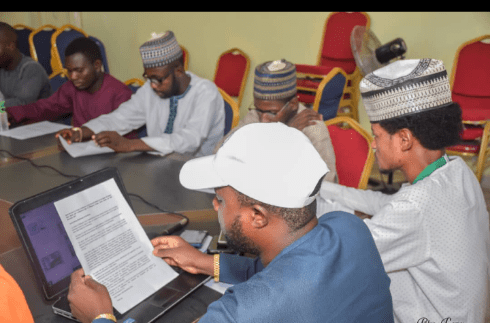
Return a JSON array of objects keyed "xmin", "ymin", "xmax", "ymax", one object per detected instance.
[
  {"xmin": 179, "ymin": 122, "xmax": 328, "ymax": 208},
  {"xmin": 360, "ymin": 59, "xmax": 453, "ymax": 122}
]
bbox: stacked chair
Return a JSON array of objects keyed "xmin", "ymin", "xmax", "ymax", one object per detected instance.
[
  {"xmin": 296, "ymin": 12, "xmax": 370, "ymax": 122},
  {"xmin": 446, "ymin": 35, "xmax": 490, "ymax": 182}
]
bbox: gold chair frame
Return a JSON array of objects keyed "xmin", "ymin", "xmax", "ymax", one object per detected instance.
[
  {"xmin": 218, "ymin": 87, "xmax": 240, "ymax": 131},
  {"xmin": 50, "ymin": 24, "xmax": 88, "ymax": 75},
  {"xmin": 213, "ymin": 47, "xmax": 250, "ymax": 109}
]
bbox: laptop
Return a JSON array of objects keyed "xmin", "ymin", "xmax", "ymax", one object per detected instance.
[{"xmin": 8, "ymin": 167, "xmax": 210, "ymax": 323}]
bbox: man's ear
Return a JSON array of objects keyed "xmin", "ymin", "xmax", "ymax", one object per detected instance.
[
  {"xmin": 173, "ymin": 63, "xmax": 185, "ymax": 77},
  {"xmin": 94, "ymin": 59, "xmax": 103, "ymax": 72},
  {"xmin": 247, "ymin": 204, "xmax": 269, "ymax": 229},
  {"xmin": 7, "ymin": 40, "xmax": 16, "ymax": 51},
  {"xmin": 397, "ymin": 128, "xmax": 414, "ymax": 152}
]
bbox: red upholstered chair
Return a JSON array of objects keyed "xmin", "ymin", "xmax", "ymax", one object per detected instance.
[
  {"xmin": 446, "ymin": 35, "xmax": 490, "ymax": 182},
  {"xmin": 325, "ymin": 116, "xmax": 374, "ymax": 189},
  {"xmin": 180, "ymin": 45, "xmax": 189, "ymax": 70},
  {"xmin": 296, "ymin": 12, "xmax": 370, "ymax": 122},
  {"xmin": 213, "ymin": 48, "xmax": 250, "ymax": 108}
]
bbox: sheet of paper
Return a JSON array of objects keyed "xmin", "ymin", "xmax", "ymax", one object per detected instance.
[
  {"xmin": 0, "ymin": 121, "xmax": 70, "ymax": 139},
  {"xmin": 205, "ymin": 280, "xmax": 233, "ymax": 294},
  {"xmin": 59, "ymin": 136, "xmax": 114, "ymax": 158},
  {"xmin": 54, "ymin": 178, "xmax": 178, "ymax": 314}
]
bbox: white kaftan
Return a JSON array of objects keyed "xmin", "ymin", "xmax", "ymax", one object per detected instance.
[
  {"xmin": 320, "ymin": 156, "xmax": 490, "ymax": 323},
  {"xmin": 84, "ymin": 72, "xmax": 224, "ymax": 157}
]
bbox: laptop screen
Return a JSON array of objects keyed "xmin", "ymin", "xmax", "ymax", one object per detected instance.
[
  {"xmin": 20, "ymin": 201, "xmax": 81, "ymax": 287},
  {"xmin": 9, "ymin": 167, "xmax": 132, "ymax": 300},
  {"xmin": 9, "ymin": 167, "xmax": 213, "ymax": 322}
]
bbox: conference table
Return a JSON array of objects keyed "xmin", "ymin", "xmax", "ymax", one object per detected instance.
[{"xmin": 0, "ymin": 128, "xmax": 226, "ymax": 322}]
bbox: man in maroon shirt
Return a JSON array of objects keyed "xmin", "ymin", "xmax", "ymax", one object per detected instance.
[{"xmin": 6, "ymin": 37, "xmax": 132, "ymax": 128}]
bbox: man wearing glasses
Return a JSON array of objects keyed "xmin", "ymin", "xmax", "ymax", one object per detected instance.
[
  {"xmin": 216, "ymin": 59, "xmax": 337, "ymax": 184},
  {"xmin": 58, "ymin": 31, "xmax": 224, "ymax": 158}
]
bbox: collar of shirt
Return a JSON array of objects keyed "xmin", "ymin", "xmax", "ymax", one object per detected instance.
[{"xmin": 413, "ymin": 154, "xmax": 450, "ymax": 185}]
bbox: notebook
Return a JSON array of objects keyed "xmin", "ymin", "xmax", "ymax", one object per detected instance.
[{"xmin": 8, "ymin": 167, "xmax": 210, "ymax": 322}]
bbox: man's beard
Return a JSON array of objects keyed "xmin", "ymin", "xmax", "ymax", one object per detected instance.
[
  {"xmin": 225, "ymin": 216, "xmax": 260, "ymax": 255},
  {"xmin": 0, "ymin": 56, "xmax": 12, "ymax": 69},
  {"xmin": 156, "ymin": 71, "xmax": 179, "ymax": 99}
]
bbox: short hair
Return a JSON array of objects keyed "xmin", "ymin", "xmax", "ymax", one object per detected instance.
[
  {"xmin": 376, "ymin": 102, "xmax": 463, "ymax": 150},
  {"xmin": 64, "ymin": 37, "xmax": 102, "ymax": 64},
  {"xmin": 167, "ymin": 55, "xmax": 184, "ymax": 70},
  {"xmin": 233, "ymin": 176, "xmax": 323, "ymax": 232}
]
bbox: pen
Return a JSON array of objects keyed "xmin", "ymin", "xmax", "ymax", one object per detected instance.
[{"xmin": 160, "ymin": 217, "xmax": 189, "ymax": 235}]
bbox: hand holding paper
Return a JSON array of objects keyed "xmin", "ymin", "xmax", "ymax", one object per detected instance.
[
  {"xmin": 68, "ymin": 268, "xmax": 114, "ymax": 323},
  {"xmin": 57, "ymin": 179, "xmax": 178, "ymax": 314},
  {"xmin": 58, "ymin": 136, "xmax": 114, "ymax": 158}
]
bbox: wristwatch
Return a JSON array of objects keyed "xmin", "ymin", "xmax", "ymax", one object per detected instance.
[{"xmin": 72, "ymin": 127, "xmax": 83, "ymax": 142}]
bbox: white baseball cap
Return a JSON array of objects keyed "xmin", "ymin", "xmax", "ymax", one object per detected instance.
[{"xmin": 179, "ymin": 122, "xmax": 329, "ymax": 208}]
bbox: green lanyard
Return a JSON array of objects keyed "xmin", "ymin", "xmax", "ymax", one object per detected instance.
[{"xmin": 412, "ymin": 154, "xmax": 449, "ymax": 185}]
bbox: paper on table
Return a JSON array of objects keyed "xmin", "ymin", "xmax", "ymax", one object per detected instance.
[
  {"xmin": 59, "ymin": 136, "xmax": 114, "ymax": 158},
  {"xmin": 199, "ymin": 235, "xmax": 233, "ymax": 294},
  {"xmin": 54, "ymin": 178, "xmax": 179, "ymax": 314},
  {"xmin": 0, "ymin": 121, "xmax": 70, "ymax": 139}
]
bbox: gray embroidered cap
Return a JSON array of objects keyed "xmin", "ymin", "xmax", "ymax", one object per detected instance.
[
  {"xmin": 139, "ymin": 31, "xmax": 183, "ymax": 68},
  {"xmin": 360, "ymin": 59, "xmax": 452, "ymax": 122}
]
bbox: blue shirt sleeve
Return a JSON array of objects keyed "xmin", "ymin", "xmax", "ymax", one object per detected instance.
[
  {"xmin": 219, "ymin": 253, "xmax": 264, "ymax": 284},
  {"xmin": 92, "ymin": 318, "xmax": 115, "ymax": 323}
]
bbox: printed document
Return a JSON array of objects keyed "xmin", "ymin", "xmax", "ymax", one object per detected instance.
[
  {"xmin": 59, "ymin": 136, "xmax": 114, "ymax": 158},
  {"xmin": 1, "ymin": 121, "xmax": 69, "ymax": 139},
  {"xmin": 54, "ymin": 178, "xmax": 178, "ymax": 314}
]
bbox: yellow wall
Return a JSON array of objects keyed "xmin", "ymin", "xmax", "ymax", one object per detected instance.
[{"xmin": 1, "ymin": 12, "xmax": 489, "ymax": 132}]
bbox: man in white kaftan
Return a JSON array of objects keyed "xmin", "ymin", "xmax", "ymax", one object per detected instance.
[
  {"xmin": 84, "ymin": 71, "xmax": 224, "ymax": 157},
  {"xmin": 57, "ymin": 31, "xmax": 224, "ymax": 157},
  {"xmin": 320, "ymin": 58, "xmax": 490, "ymax": 323}
]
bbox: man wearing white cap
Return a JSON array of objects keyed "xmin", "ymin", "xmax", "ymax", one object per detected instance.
[
  {"xmin": 67, "ymin": 122, "xmax": 394, "ymax": 323},
  {"xmin": 58, "ymin": 31, "xmax": 225, "ymax": 157},
  {"xmin": 320, "ymin": 58, "xmax": 490, "ymax": 322}
]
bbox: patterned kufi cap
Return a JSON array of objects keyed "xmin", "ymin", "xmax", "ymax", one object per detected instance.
[
  {"xmin": 360, "ymin": 58, "xmax": 452, "ymax": 122},
  {"xmin": 253, "ymin": 59, "xmax": 297, "ymax": 100},
  {"xmin": 139, "ymin": 31, "xmax": 183, "ymax": 68}
]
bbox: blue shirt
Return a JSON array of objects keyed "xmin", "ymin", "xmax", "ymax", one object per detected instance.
[{"xmin": 200, "ymin": 211, "xmax": 394, "ymax": 323}]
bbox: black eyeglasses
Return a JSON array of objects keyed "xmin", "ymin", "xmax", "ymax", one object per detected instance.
[
  {"xmin": 249, "ymin": 98, "xmax": 293, "ymax": 117},
  {"xmin": 142, "ymin": 68, "xmax": 174, "ymax": 85}
]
